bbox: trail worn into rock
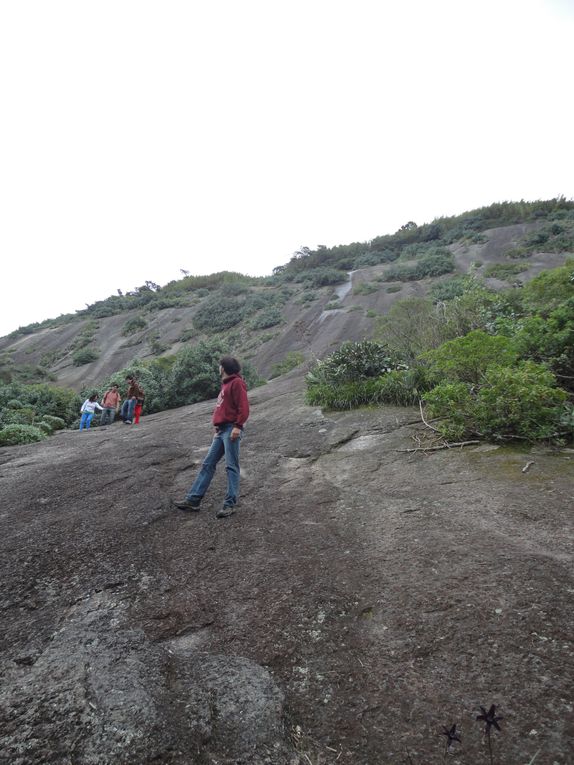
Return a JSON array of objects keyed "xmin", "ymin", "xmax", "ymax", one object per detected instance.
[{"xmin": 1, "ymin": 372, "xmax": 573, "ymax": 764}]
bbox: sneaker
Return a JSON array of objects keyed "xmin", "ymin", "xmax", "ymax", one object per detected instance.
[
  {"xmin": 123, "ymin": 420, "xmax": 132, "ymax": 425},
  {"xmin": 216, "ymin": 505, "xmax": 236, "ymax": 519},
  {"xmin": 174, "ymin": 498, "xmax": 201, "ymax": 512}
]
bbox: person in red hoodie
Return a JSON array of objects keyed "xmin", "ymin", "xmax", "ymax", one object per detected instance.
[{"xmin": 174, "ymin": 356, "xmax": 250, "ymax": 518}]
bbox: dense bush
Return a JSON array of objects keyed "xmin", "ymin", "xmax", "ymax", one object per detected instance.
[
  {"xmin": 307, "ymin": 340, "xmax": 405, "ymax": 389},
  {"xmin": 0, "ymin": 407, "xmax": 36, "ymax": 426},
  {"xmin": 429, "ymin": 276, "xmax": 468, "ymax": 303},
  {"xmin": 270, "ymin": 351, "xmax": 305, "ymax": 379},
  {"xmin": 122, "ymin": 315, "xmax": 147, "ymax": 335},
  {"xmin": 424, "ymin": 362, "xmax": 568, "ymax": 441},
  {"xmin": 72, "ymin": 348, "xmax": 99, "ymax": 366},
  {"xmin": 423, "ymin": 331, "xmax": 518, "ymax": 385},
  {"xmin": 167, "ymin": 341, "xmax": 227, "ymax": 408},
  {"xmin": 483, "ymin": 263, "xmax": 528, "ymax": 280},
  {"xmin": 250, "ymin": 306, "xmax": 282, "ymax": 329},
  {"xmin": 193, "ymin": 296, "xmax": 246, "ymax": 333},
  {"xmin": 383, "ymin": 249, "xmax": 455, "ymax": 282},
  {"xmin": 293, "ymin": 267, "xmax": 348, "ymax": 288},
  {"xmin": 376, "ymin": 298, "xmax": 450, "ymax": 362},
  {"xmin": 0, "ymin": 424, "xmax": 47, "ymax": 446},
  {"xmin": 41, "ymin": 415, "xmax": 67, "ymax": 430}
]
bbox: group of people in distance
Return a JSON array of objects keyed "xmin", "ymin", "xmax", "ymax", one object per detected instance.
[
  {"xmin": 79, "ymin": 355, "xmax": 251, "ymax": 520},
  {"xmin": 79, "ymin": 374, "xmax": 145, "ymax": 430}
]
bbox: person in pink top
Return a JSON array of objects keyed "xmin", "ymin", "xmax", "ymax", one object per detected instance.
[
  {"xmin": 100, "ymin": 383, "xmax": 122, "ymax": 425},
  {"xmin": 174, "ymin": 356, "xmax": 250, "ymax": 518}
]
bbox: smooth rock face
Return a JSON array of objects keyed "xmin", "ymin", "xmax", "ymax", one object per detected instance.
[{"xmin": 1, "ymin": 371, "xmax": 573, "ymax": 763}]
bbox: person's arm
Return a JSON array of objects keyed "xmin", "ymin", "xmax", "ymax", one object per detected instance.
[{"xmin": 230, "ymin": 380, "xmax": 249, "ymax": 440}]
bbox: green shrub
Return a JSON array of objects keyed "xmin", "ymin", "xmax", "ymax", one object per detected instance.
[
  {"xmin": 423, "ymin": 382, "xmax": 475, "ymax": 441},
  {"xmin": 42, "ymin": 415, "xmax": 67, "ymax": 430},
  {"xmin": 475, "ymin": 363, "xmax": 567, "ymax": 439},
  {"xmin": 483, "ymin": 263, "xmax": 528, "ymax": 279},
  {"xmin": 72, "ymin": 348, "xmax": 99, "ymax": 366},
  {"xmin": 6, "ymin": 399, "xmax": 24, "ymax": 409},
  {"xmin": 505, "ymin": 246, "xmax": 531, "ymax": 259},
  {"xmin": 425, "ymin": 362, "xmax": 568, "ymax": 441},
  {"xmin": 193, "ymin": 296, "xmax": 246, "ymax": 333},
  {"xmin": 293, "ymin": 267, "xmax": 348, "ymax": 288},
  {"xmin": 0, "ymin": 424, "xmax": 47, "ymax": 446},
  {"xmin": 307, "ymin": 340, "xmax": 405, "ymax": 388},
  {"xmin": 386, "ymin": 285, "xmax": 402, "ymax": 293},
  {"xmin": 306, "ymin": 379, "xmax": 380, "ymax": 409},
  {"xmin": 38, "ymin": 421, "xmax": 53, "ymax": 434},
  {"xmin": 383, "ymin": 249, "xmax": 455, "ymax": 282},
  {"xmin": 429, "ymin": 276, "xmax": 468, "ymax": 302},
  {"xmin": 376, "ymin": 297, "xmax": 450, "ymax": 362},
  {"xmin": 353, "ymin": 282, "xmax": 379, "ymax": 296},
  {"xmin": 166, "ymin": 340, "xmax": 227, "ymax": 407},
  {"xmin": 297, "ymin": 291, "xmax": 318, "ymax": 304},
  {"xmin": 250, "ymin": 306, "xmax": 282, "ymax": 329},
  {"xmin": 324, "ymin": 301, "xmax": 343, "ymax": 310},
  {"xmin": 2, "ymin": 407, "xmax": 36, "ymax": 425},
  {"xmin": 270, "ymin": 351, "xmax": 305, "ymax": 379},
  {"xmin": 423, "ymin": 330, "xmax": 518, "ymax": 385},
  {"xmin": 122, "ymin": 315, "xmax": 147, "ymax": 335}
]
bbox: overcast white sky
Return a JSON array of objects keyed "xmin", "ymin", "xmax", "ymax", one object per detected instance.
[{"xmin": 1, "ymin": 0, "xmax": 573, "ymax": 337}]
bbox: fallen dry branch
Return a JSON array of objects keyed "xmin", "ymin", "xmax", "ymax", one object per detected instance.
[
  {"xmin": 419, "ymin": 399, "xmax": 440, "ymax": 433},
  {"xmin": 397, "ymin": 440, "xmax": 480, "ymax": 452}
]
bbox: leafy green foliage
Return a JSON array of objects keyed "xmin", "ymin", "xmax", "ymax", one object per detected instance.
[
  {"xmin": 483, "ymin": 263, "xmax": 528, "ymax": 280},
  {"xmin": 0, "ymin": 407, "xmax": 36, "ymax": 426},
  {"xmin": 122, "ymin": 315, "xmax": 147, "ymax": 335},
  {"xmin": 293, "ymin": 267, "xmax": 348, "ymax": 288},
  {"xmin": 166, "ymin": 340, "xmax": 227, "ymax": 408},
  {"xmin": 193, "ymin": 296, "xmax": 246, "ymax": 333},
  {"xmin": 423, "ymin": 331, "xmax": 518, "ymax": 384},
  {"xmin": 425, "ymin": 362, "xmax": 568, "ymax": 441},
  {"xmin": 307, "ymin": 341, "xmax": 405, "ymax": 389},
  {"xmin": 270, "ymin": 351, "xmax": 305, "ymax": 379},
  {"xmin": 250, "ymin": 306, "xmax": 282, "ymax": 329},
  {"xmin": 376, "ymin": 297, "xmax": 450, "ymax": 362},
  {"xmin": 383, "ymin": 249, "xmax": 455, "ymax": 282},
  {"xmin": 353, "ymin": 282, "xmax": 379, "ymax": 295},
  {"xmin": 520, "ymin": 259, "xmax": 574, "ymax": 314},
  {"xmin": 0, "ymin": 424, "xmax": 47, "ymax": 446},
  {"xmin": 41, "ymin": 415, "xmax": 67, "ymax": 431},
  {"xmin": 429, "ymin": 276, "xmax": 469, "ymax": 302},
  {"xmin": 72, "ymin": 348, "xmax": 99, "ymax": 366}
]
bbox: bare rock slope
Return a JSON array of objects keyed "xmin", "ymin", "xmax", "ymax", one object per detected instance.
[{"xmin": 1, "ymin": 371, "xmax": 573, "ymax": 764}]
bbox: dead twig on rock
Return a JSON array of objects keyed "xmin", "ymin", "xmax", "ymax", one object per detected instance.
[
  {"xmin": 522, "ymin": 460, "xmax": 535, "ymax": 473},
  {"xmin": 397, "ymin": 440, "xmax": 480, "ymax": 453},
  {"xmin": 419, "ymin": 399, "xmax": 440, "ymax": 433}
]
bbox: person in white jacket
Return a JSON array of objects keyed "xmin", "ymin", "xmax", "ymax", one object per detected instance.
[{"xmin": 79, "ymin": 394, "xmax": 103, "ymax": 430}]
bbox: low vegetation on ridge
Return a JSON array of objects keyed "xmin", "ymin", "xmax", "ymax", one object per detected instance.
[
  {"xmin": 306, "ymin": 260, "xmax": 574, "ymax": 444},
  {"xmin": 1, "ymin": 197, "xmax": 574, "ymax": 446}
]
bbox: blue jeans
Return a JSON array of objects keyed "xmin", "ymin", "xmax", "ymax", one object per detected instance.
[
  {"xmin": 121, "ymin": 399, "xmax": 136, "ymax": 422},
  {"xmin": 187, "ymin": 425, "xmax": 242, "ymax": 507},
  {"xmin": 100, "ymin": 407, "xmax": 116, "ymax": 425},
  {"xmin": 79, "ymin": 412, "xmax": 93, "ymax": 430}
]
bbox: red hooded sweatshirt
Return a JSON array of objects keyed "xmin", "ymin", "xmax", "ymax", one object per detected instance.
[{"xmin": 212, "ymin": 374, "xmax": 250, "ymax": 429}]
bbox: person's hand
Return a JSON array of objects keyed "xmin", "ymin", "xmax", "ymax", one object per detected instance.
[{"xmin": 230, "ymin": 426, "xmax": 241, "ymax": 441}]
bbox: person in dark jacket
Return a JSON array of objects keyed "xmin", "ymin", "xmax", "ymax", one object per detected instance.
[
  {"xmin": 174, "ymin": 356, "xmax": 250, "ymax": 518},
  {"xmin": 121, "ymin": 375, "xmax": 144, "ymax": 425}
]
